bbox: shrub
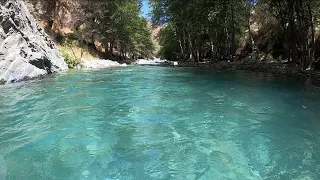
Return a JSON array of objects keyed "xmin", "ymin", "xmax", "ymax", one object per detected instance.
[{"xmin": 62, "ymin": 50, "xmax": 82, "ymax": 69}]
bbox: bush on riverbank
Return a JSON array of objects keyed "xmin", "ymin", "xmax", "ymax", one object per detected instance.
[
  {"xmin": 61, "ymin": 50, "xmax": 82, "ymax": 69},
  {"xmin": 61, "ymin": 38, "xmax": 99, "ymax": 68}
]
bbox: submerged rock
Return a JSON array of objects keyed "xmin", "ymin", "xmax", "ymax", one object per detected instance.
[
  {"xmin": 81, "ymin": 60, "xmax": 127, "ymax": 69},
  {"xmin": 0, "ymin": 0, "xmax": 68, "ymax": 84}
]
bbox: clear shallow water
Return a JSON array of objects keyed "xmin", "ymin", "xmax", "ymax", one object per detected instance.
[{"xmin": 1, "ymin": 66, "xmax": 320, "ymax": 180}]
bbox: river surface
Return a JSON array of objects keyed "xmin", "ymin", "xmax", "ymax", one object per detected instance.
[{"xmin": 0, "ymin": 66, "xmax": 320, "ymax": 180}]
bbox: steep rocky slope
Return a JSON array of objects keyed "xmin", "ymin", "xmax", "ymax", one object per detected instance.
[
  {"xmin": 24, "ymin": 0, "xmax": 83, "ymax": 37},
  {"xmin": 25, "ymin": 0, "xmax": 105, "ymax": 51},
  {"xmin": 0, "ymin": 0, "xmax": 68, "ymax": 84}
]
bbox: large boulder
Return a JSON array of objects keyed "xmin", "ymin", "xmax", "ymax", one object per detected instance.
[{"xmin": 0, "ymin": 0, "xmax": 68, "ymax": 84}]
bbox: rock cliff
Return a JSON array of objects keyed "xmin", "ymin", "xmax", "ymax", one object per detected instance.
[
  {"xmin": 0, "ymin": 0, "xmax": 68, "ymax": 84},
  {"xmin": 25, "ymin": 0, "xmax": 102, "ymax": 49}
]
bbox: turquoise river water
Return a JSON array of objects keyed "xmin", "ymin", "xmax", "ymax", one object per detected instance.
[{"xmin": 1, "ymin": 66, "xmax": 320, "ymax": 180}]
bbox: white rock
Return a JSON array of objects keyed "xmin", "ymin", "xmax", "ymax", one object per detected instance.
[
  {"xmin": 135, "ymin": 58, "xmax": 169, "ymax": 66},
  {"xmin": 0, "ymin": 0, "xmax": 68, "ymax": 84},
  {"xmin": 81, "ymin": 59, "xmax": 127, "ymax": 69}
]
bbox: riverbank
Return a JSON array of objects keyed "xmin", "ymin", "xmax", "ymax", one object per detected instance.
[{"xmin": 177, "ymin": 60, "xmax": 320, "ymax": 85}]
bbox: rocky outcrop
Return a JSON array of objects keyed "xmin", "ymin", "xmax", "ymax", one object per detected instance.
[
  {"xmin": 25, "ymin": 0, "xmax": 84, "ymax": 37},
  {"xmin": 25, "ymin": 0, "xmax": 101, "ymax": 47},
  {"xmin": 0, "ymin": 0, "xmax": 68, "ymax": 84}
]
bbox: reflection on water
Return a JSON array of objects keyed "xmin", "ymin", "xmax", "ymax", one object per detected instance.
[{"xmin": 0, "ymin": 66, "xmax": 320, "ymax": 179}]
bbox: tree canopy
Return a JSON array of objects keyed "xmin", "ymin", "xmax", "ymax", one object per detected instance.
[
  {"xmin": 150, "ymin": 0, "xmax": 320, "ymax": 70},
  {"xmin": 81, "ymin": 0, "xmax": 154, "ymax": 60}
]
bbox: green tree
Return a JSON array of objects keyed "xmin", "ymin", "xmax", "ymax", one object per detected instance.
[
  {"xmin": 82, "ymin": 0, "xmax": 154, "ymax": 60},
  {"xmin": 150, "ymin": 0, "xmax": 247, "ymax": 62}
]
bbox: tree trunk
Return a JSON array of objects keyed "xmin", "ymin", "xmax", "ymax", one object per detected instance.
[
  {"xmin": 247, "ymin": 0, "xmax": 257, "ymax": 52},
  {"xmin": 188, "ymin": 33, "xmax": 194, "ymax": 61},
  {"xmin": 211, "ymin": 41, "xmax": 216, "ymax": 62},
  {"xmin": 307, "ymin": 0, "xmax": 315, "ymax": 70},
  {"xmin": 231, "ymin": 0, "xmax": 235, "ymax": 61}
]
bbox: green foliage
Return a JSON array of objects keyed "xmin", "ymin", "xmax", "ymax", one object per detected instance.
[
  {"xmin": 81, "ymin": 0, "xmax": 154, "ymax": 59},
  {"xmin": 150, "ymin": 0, "xmax": 320, "ymax": 70},
  {"xmin": 61, "ymin": 38, "xmax": 82, "ymax": 68},
  {"xmin": 259, "ymin": 0, "xmax": 320, "ymax": 69},
  {"xmin": 62, "ymin": 50, "xmax": 81, "ymax": 69},
  {"xmin": 158, "ymin": 23, "xmax": 180, "ymax": 60},
  {"xmin": 150, "ymin": 0, "xmax": 248, "ymax": 61}
]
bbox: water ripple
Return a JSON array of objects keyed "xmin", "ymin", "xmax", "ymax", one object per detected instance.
[{"xmin": 0, "ymin": 67, "xmax": 320, "ymax": 179}]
